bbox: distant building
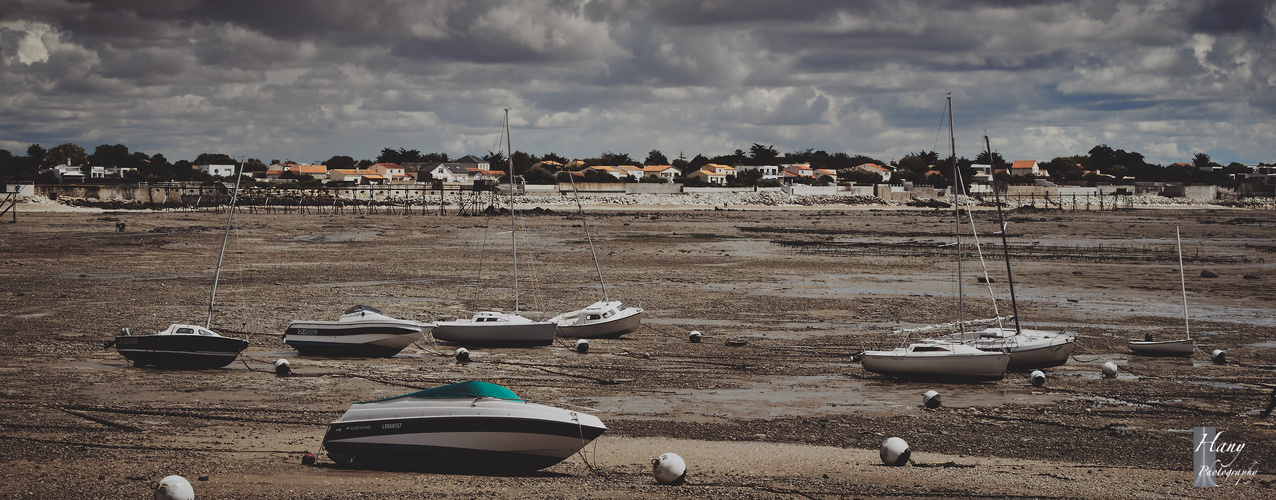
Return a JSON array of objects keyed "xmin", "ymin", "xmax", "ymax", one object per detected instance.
[
  {"xmin": 195, "ymin": 164, "xmax": 238, "ymax": 177},
  {"xmin": 642, "ymin": 165, "xmax": 681, "ymax": 182},
  {"xmin": 850, "ymin": 163, "xmax": 891, "ymax": 182},
  {"xmin": 1008, "ymin": 160, "xmax": 1042, "ymax": 177},
  {"xmin": 734, "ymin": 165, "xmax": 781, "ymax": 181}
]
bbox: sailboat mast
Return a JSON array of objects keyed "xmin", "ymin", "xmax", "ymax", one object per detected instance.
[
  {"xmin": 1177, "ymin": 226, "xmax": 1190, "ymax": 339},
  {"xmin": 505, "ymin": 108, "xmax": 520, "ymax": 313},
  {"xmin": 206, "ymin": 162, "xmax": 244, "ymax": 329},
  {"xmin": 987, "ymin": 135, "xmax": 1022, "ymax": 334},
  {"xmin": 949, "ymin": 95, "xmax": 964, "ymax": 336},
  {"xmin": 567, "ymin": 174, "xmax": 609, "ymax": 301}
]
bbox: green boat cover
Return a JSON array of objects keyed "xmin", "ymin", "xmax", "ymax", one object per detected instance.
[{"xmin": 360, "ymin": 380, "xmax": 522, "ymax": 403}]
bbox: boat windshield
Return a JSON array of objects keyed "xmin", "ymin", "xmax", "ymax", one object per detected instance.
[
  {"xmin": 365, "ymin": 380, "xmax": 524, "ymax": 403},
  {"xmin": 344, "ymin": 304, "xmax": 381, "ymax": 315}
]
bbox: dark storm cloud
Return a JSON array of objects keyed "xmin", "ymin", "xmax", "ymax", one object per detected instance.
[{"xmin": 0, "ymin": 0, "xmax": 1273, "ymax": 164}]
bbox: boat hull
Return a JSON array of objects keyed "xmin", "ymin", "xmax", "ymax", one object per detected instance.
[
  {"xmin": 552, "ymin": 308, "xmax": 644, "ymax": 339},
  {"xmin": 322, "ymin": 399, "xmax": 605, "ymax": 471},
  {"xmin": 114, "ymin": 334, "xmax": 248, "ymax": 369},
  {"xmin": 861, "ymin": 346, "xmax": 1010, "ymax": 381},
  {"xmin": 433, "ymin": 314, "xmax": 556, "ymax": 346},
  {"xmin": 970, "ymin": 329, "xmax": 1077, "ymax": 370},
  {"xmin": 284, "ymin": 320, "xmax": 427, "ymax": 357},
  {"xmin": 1128, "ymin": 339, "xmax": 1194, "ymax": 356}
]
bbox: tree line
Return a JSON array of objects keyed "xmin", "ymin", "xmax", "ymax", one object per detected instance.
[{"xmin": 0, "ymin": 141, "xmax": 1264, "ymax": 188}]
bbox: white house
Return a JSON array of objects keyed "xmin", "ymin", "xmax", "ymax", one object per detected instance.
[
  {"xmin": 196, "ymin": 164, "xmax": 238, "ymax": 177},
  {"xmin": 642, "ymin": 165, "xmax": 681, "ymax": 182},
  {"xmin": 734, "ymin": 165, "xmax": 781, "ymax": 181},
  {"xmin": 850, "ymin": 163, "xmax": 890, "ymax": 182},
  {"xmin": 428, "ymin": 163, "xmax": 474, "ymax": 184}
]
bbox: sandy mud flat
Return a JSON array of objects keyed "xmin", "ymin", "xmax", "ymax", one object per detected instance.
[{"xmin": 1, "ymin": 204, "xmax": 1273, "ymax": 498}]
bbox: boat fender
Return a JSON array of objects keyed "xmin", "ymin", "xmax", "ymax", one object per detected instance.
[
  {"xmin": 1101, "ymin": 361, "xmax": 1118, "ymax": 378},
  {"xmin": 121, "ymin": 327, "xmax": 132, "ymax": 336},
  {"xmin": 880, "ymin": 437, "xmax": 911, "ymax": 466},
  {"xmin": 153, "ymin": 475, "xmax": 194, "ymax": 500},
  {"xmin": 454, "ymin": 347, "xmax": 470, "ymax": 363},
  {"xmin": 689, "ymin": 331, "xmax": 701, "ymax": 343},
  {"xmin": 274, "ymin": 358, "xmax": 291, "ymax": 377},
  {"xmin": 575, "ymin": 339, "xmax": 589, "ymax": 354},
  {"xmin": 652, "ymin": 453, "xmax": 687, "ymax": 485},
  {"xmin": 1211, "ymin": 349, "xmax": 1226, "ymax": 364},
  {"xmin": 301, "ymin": 451, "xmax": 316, "ymax": 465},
  {"xmin": 923, "ymin": 390, "xmax": 941, "ymax": 409},
  {"xmin": 1029, "ymin": 370, "xmax": 1046, "ymax": 387}
]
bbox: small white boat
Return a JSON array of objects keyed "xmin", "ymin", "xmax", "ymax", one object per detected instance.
[
  {"xmin": 551, "ymin": 300, "xmax": 644, "ymax": 339},
  {"xmin": 111, "ymin": 324, "xmax": 248, "ymax": 369},
  {"xmin": 1128, "ymin": 337, "xmax": 1194, "ymax": 356},
  {"xmin": 861, "ymin": 340, "xmax": 1011, "ymax": 381},
  {"xmin": 432, "ymin": 311, "xmax": 557, "ymax": 346},
  {"xmin": 965, "ymin": 327, "xmax": 1077, "ymax": 370},
  {"xmin": 284, "ymin": 305, "xmax": 430, "ymax": 357},
  {"xmin": 1128, "ymin": 227, "xmax": 1196, "ymax": 357},
  {"xmin": 322, "ymin": 381, "xmax": 606, "ymax": 471}
]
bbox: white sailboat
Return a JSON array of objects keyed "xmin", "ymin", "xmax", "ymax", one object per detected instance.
[
  {"xmin": 549, "ymin": 175, "xmax": 644, "ymax": 338},
  {"xmin": 1127, "ymin": 227, "xmax": 1195, "ymax": 356},
  {"xmin": 861, "ymin": 96, "xmax": 1010, "ymax": 381},
  {"xmin": 952, "ymin": 135, "xmax": 1076, "ymax": 370},
  {"xmin": 110, "ymin": 165, "xmax": 249, "ymax": 368},
  {"xmin": 433, "ymin": 110, "xmax": 556, "ymax": 346}
]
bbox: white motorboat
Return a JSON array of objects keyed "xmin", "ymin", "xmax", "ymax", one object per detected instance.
[
  {"xmin": 111, "ymin": 324, "xmax": 248, "ymax": 369},
  {"xmin": 861, "ymin": 340, "xmax": 1010, "ymax": 381},
  {"xmin": 1127, "ymin": 227, "xmax": 1196, "ymax": 357},
  {"xmin": 284, "ymin": 305, "xmax": 430, "ymax": 357},
  {"xmin": 551, "ymin": 300, "xmax": 644, "ymax": 339},
  {"xmin": 432, "ymin": 311, "xmax": 557, "ymax": 346},
  {"xmin": 322, "ymin": 380, "xmax": 606, "ymax": 471}
]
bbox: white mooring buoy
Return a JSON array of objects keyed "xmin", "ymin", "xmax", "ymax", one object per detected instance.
[
  {"xmin": 652, "ymin": 452, "xmax": 687, "ymax": 485},
  {"xmin": 454, "ymin": 347, "xmax": 470, "ymax": 363},
  {"xmin": 274, "ymin": 358, "xmax": 291, "ymax": 377},
  {"xmin": 689, "ymin": 331, "xmax": 702, "ymax": 343},
  {"xmin": 1211, "ymin": 349, "xmax": 1226, "ymax": 364},
  {"xmin": 923, "ymin": 390, "xmax": 941, "ymax": 409},
  {"xmin": 880, "ymin": 437, "xmax": 911, "ymax": 466},
  {"xmin": 1101, "ymin": 361, "xmax": 1118, "ymax": 378},
  {"xmin": 575, "ymin": 339, "xmax": 590, "ymax": 353},
  {"xmin": 154, "ymin": 475, "xmax": 194, "ymax": 500},
  {"xmin": 1030, "ymin": 370, "xmax": 1046, "ymax": 387}
]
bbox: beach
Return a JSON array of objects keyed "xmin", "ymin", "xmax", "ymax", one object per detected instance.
[{"xmin": 1, "ymin": 203, "xmax": 1273, "ymax": 498}]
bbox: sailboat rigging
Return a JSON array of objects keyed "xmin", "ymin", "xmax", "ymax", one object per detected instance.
[
  {"xmin": 1127, "ymin": 226, "xmax": 1195, "ymax": 356},
  {"xmin": 548, "ymin": 174, "xmax": 645, "ymax": 338},
  {"xmin": 110, "ymin": 164, "xmax": 250, "ymax": 368},
  {"xmin": 432, "ymin": 109, "xmax": 557, "ymax": 346},
  {"xmin": 860, "ymin": 95, "xmax": 1010, "ymax": 381}
]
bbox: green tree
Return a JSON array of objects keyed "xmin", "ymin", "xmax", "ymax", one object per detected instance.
[
  {"xmin": 90, "ymin": 144, "xmax": 131, "ymax": 167},
  {"xmin": 26, "ymin": 144, "xmax": 46, "ymax": 166},
  {"xmin": 644, "ymin": 149, "xmax": 669, "ymax": 165},
  {"xmin": 748, "ymin": 143, "xmax": 779, "ymax": 165},
  {"xmin": 1192, "ymin": 152, "xmax": 1213, "ymax": 168},
  {"xmin": 541, "ymin": 152, "xmax": 568, "ymax": 165},
  {"xmin": 193, "ymin": 153, "xmax": 236, "ymax": 165},
  {"xmin": 46, "ymin": 143, "xmax": 87, "ymax": 166},
  {"xmin": 325, "ymin": 155, "xmax": 356, "ymax": 170}
]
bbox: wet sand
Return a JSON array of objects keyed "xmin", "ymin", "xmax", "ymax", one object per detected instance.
[{"xmin": 1, "ymin": 205, "xmax": 1274, "ymax": 498}]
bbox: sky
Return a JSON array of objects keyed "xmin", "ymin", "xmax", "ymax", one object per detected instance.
[{"xmin": 1, "ymin": 0, "xmax": 1274, "ymax": 167}]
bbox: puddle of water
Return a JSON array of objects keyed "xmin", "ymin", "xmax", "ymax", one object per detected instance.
[
  {"xmin": 1249, "ymin": 340, "xmax": 1276, "ymax": 348},
  {"xmin": 285, "ymin": 232, "xmax": 381, "ymax": 243},
  {"xmin": 15, "ymin": 313, "xmax": 49, "ymax": 319}
]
